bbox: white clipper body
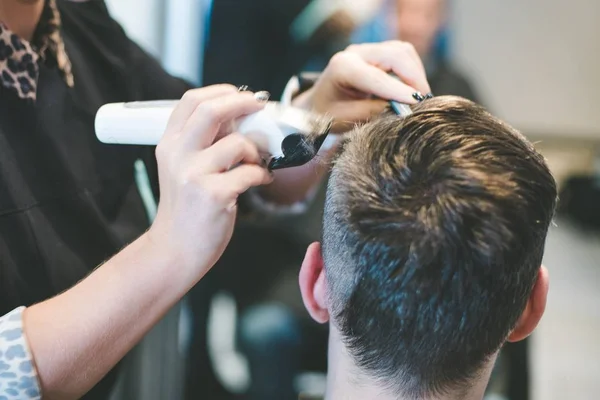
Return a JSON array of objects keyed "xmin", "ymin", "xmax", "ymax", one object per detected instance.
[{"xmin": 95, "ymin": 100, "xmax": 327, "ymax": 158}]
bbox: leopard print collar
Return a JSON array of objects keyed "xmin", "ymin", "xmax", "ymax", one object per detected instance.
[{"xmin": 0, "ymin": 0, "xmax": 74, "ymax": 101}]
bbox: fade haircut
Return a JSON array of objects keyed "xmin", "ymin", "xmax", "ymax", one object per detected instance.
[{"xmin": 322, "ymin": 96, "xmax": 557, "ymax": 398}]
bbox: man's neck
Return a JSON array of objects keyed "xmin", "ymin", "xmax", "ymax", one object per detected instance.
[
  {"xmin": 0, "ymin": 0, "xmax": 45, "ymax": 41},
  {"xmin": 325, "ymin": 328, "xmax": 394, "ymax": 399},
  {"xmin": 325, "ymin": 326, "xmax": 494, "ymax": 400}
]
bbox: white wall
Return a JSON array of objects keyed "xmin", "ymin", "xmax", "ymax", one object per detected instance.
[
  {"xmin": 162, "ymin": 0, "xmax": 205, "ymax": 85},
  {"xmin": 104, "ymin": 0, "xmax": 164, "ymax": 58},
  {"xmin": 451, "ymin": 0, "xmax": 600, "ymax": 138},
  {"xmin": 104, "ymin": 0, "xmax": 204, "ymax": 85}
]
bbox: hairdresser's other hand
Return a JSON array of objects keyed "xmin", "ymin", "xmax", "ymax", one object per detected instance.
[
  {"xmin": 293, "ymin": 41, "xmax": 431, "ymax": 131},
  {"xmin": 148, "ymin": 85, "xmax": 273, "ymax": 280}
]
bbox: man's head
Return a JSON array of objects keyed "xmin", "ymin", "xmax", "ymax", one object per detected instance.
[
  {"xmin": 300, "ymin": 96, "xmax": 556, "ymax": 399},
  {"xmin": 394, "ymin": 0, "xmax": 446, "ymax": 58}
]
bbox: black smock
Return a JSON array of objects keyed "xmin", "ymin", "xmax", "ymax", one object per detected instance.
[{"xmin": 0, "ymin": 1, "xmax": 189, "ymax": 398}]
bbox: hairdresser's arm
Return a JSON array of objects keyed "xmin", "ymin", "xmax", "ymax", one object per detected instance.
[
  {"xmin": 22, "ymin": 234, "xmax": 188, "ymax": 400},
  {"xmin": 259, "ymin": 40, "xmax": 431, "ymax": 205},
  {"xmin": 20, "ymin": 87, "xmax": 271, "ymax": 400}
]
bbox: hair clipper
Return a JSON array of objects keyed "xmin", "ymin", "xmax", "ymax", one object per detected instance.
[{"xmin": 95, "ymin": 97, "xmax": 333, "ymax": 170}]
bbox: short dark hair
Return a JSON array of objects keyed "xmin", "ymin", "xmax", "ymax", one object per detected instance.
[{"xmin": 322, "ymin": 96, "xmax": 557, "ymax": 398}]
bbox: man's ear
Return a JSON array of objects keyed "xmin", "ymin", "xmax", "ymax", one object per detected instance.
[
  {"xmin": 508, "ymin": 265, "xmax": 549, "ymax": 342},
  {"xmin": 299, "ymin": 242, "xmax": 329, "ymax": 324}
]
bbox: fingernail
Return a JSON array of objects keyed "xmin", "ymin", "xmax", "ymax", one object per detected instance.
[
  {"xmin": 424, "ymin": 92, "xmax": 434, "ymax": 99},
  {"xmin": 254, "ymin": 91, "xmax": 271, "ymax": 103},
  {"xmin": 412, "ymin": 92, "xmax": 425, "ymax": 102}
]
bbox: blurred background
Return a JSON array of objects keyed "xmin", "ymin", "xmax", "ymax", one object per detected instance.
[{"xmin": 103, "ymin": 0, "xmax": 600, "ymax": 399}]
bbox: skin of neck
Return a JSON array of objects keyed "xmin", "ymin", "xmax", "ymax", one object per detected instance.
[
  {"xmin": 325, "ymin": 324, "xmax": 497, "ymax": 400},
  {"xmin": 0, "ymin": 0, "xmax": 45, "ymax": 41}
]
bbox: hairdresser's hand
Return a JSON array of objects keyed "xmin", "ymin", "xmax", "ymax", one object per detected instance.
[
  {"xmin": 293, "ymin": 41, "xmax": 431, "ymax": 131},
  {"xmin": 148, "ymin": 85, "xmax": 273, "ymax": 279}
]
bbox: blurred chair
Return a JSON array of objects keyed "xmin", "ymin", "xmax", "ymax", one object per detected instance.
[
  {"xmin": 185, "ymin": 220, "xmax": 319, "ymax": 400},
  {"xmin": 237, "ymin": 304, "xmax": 302, "ymax": 399}
]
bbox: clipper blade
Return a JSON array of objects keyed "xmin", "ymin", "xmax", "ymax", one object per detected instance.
[{"xmin": 268, "ymin": 108, "xmax": 333, "ymax": 170}]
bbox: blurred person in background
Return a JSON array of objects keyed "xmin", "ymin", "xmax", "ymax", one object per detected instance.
[
  {"xmin": 393, "ymin": 0, "xmax": 479, "ymax": 102},
  {"xmin": 351, "ymin": 0, "xmax": 395, "ymax": 43},
  {"xmin": 347, "ymin": 0, "xmax": 479, "ymax": 104}
]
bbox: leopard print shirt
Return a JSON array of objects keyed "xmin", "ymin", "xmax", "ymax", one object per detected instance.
[
  {"xmin": 0, "ymin": 307, "xmax": 41, "ymax": 400},
  {"xmin": 0, "ymin": 0, "xmax": 74, "ymax": 101}
]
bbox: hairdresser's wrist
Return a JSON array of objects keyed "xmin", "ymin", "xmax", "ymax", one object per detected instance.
[{"xmin": 141, "ymin": 229, "xmax": 212, "ymax": 290}]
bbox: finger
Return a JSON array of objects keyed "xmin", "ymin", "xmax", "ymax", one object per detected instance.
[
  {"xmin": 164, "ymin": 84, "xmax": 239, "ymax": 137},
  {"xmin": 197, "ymin": 133, "xmax": 263, "ymax": 173},
  {"xmin": 395, "ymin": 40, "xmax": 427, "ymax": 76},
  {"xmin": 329, "ymin": 51, "xmax": 421, "ymax": 104},
  {"xmin": 218, "ymin": 164, "xmax": 274, "ymax": 201},
  {"xmin": 372, "ymin": 41, "xmax": 428, "ymax": 80},
  {"xmin": 347, "ymin": 41, "xmax": 429, "ymax": 92},
  {"xmin": 346, "ymin": 42, "xmax": 431, "ymax": 95},
  {"xmin": 181, "ymin": 92, "xmax": 265, "ymax": 149},
  {"xmin": 347, "ymin": 42, "xmax": 430, "ymax": 94}
]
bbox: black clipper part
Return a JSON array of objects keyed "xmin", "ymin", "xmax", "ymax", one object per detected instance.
[{"xmin": 268, "ymin": 120, "xmax": 333, "ymax": 170}]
